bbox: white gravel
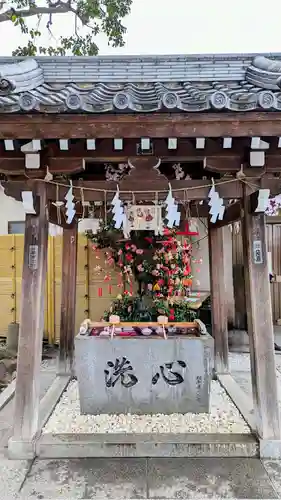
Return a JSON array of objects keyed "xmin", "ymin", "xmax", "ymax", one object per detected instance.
[{"xmin": 43, "ymin": 379, "xmax": 250, "ymax": 434}]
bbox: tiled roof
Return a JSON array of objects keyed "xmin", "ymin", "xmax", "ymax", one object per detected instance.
[{"xmin": 0, "ymin": 53, "xmax": 281, "ymax": 113}]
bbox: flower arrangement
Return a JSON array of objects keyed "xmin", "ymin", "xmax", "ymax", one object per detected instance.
[
  {"xmin": 87, "ymin": 217, "xmax": 193, "ymax": 298},
  {"xmin": 103, "ymin": 292, "xmax": 197, "ymax": 323},
  {"xmin": 151, "ymin": 297, "xmax": 197, "ymax": 322},
  {"xmin": 149, "ymin": 230, "xmax": 193, "ymax": 297},
  {"xmin": 86, "ymin": 218, "xmax": 177, "ymax": 290}
]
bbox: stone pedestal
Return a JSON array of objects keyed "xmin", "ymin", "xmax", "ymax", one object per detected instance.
[
  {"xmin": 75, "ymin": 335, "xmax": 214, "ymax": 415},
  {"xmin": 6, "ymin": 322, "xmax": 19, "ymax": 352}
]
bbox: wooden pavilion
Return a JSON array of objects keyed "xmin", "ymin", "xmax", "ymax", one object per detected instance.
[{"xmin": 0, "ymin": 53, "xmax": 281, "ymax": 458}]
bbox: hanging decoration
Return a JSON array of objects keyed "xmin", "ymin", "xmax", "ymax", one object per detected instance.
[
  {"xmin": 125, "ymin": 205, "xmax": 162, "ymax": 234},
  {"xmin": 65, "ymin": 181, "xmax": 76, "ymax": 224},
  {"xmin": 111, "ymin": 186, "xmax": 126, "ymax": 230},
  {"xmin": 208, "ymin": 180, "xmax": 225, "ymax": 223},
  {"xmin": 164, "ymin": 183, "xmax": 180, "ymax": 228},
  {"xmin": 255, "ymin": 189, "xmax": 270, "ymax": 212},
  {"xmin": 177, "ymin": 218, "xmax": 199, "ymax": 236},
  {"xmin": 21, "ymin": 191, "xmax": 36, "ymax": 214}
]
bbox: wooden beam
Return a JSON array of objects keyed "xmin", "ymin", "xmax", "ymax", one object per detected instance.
[
  {"xmin": 242, "ymin": 190, "xmax": 280, "ymax": 439},
  {"xmin": 1, "ymin": 137, "xmax": 281, "ymax": 176},
  {"xmin": 208, "ymin": 224, "xmax": 229, "ymax": 373},
  {"xmin": 58, "ymin": 223, "xmax": 78, "ymax": 375},
  {"xmin": 222, "ymin": 226, "xmax": 235, "ymax": 328},
  {"xmin": 1, "ymin": 113, "xmax": 281, "ymax": 139},
  {"xmin": 3, "ymin": 176, "xmax": 281, "ymax": 205},
  {"xmin": 2, "ymin": 178, "xmax": 245, "ymax": 202},
  {"xmin": 9, "ymin": 183, "xmax": 48, "ymax": 455}
]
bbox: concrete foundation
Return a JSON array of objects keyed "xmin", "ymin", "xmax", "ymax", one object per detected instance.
[
  {"xmin": 75, "ymin": 335, "xmax": 214, "ymax": 415},
  {"xmin": 37, "ymin": 432, "xmax": 258, "ymax": 458},
  {"xmin": 6, "ymin": 322, "xmax": 19, "ymax": 353}
]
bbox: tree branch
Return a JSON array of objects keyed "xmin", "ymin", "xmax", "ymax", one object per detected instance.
[{"xmin": 0, "ymin": 2, "xmax": 72, "ymax": 22}]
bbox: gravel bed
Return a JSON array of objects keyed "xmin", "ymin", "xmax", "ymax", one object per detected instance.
[{"xmin": 43, "ymin": 380, "xmax": 250, "ymax": 434}]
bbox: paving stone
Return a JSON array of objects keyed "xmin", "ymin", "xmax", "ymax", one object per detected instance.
[
  {"xmin": 147, "ymin": 457, "xmax": 278, "ymax": 498},
  {"xmin": 231, "ymin": 372, "xmax": 252, "ymax": 396},
  {"xmin": 262, "ymin": 460, "xmax": 281, "ymax": 497},
  {"xmin": 20, "ymin": 458, "xmax": 147, "ymax": 499},
  {"xmin": 0, "ymin": 452, "xmax": 30, "ymax": 499}
]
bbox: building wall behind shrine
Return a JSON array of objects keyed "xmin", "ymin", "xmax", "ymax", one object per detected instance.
[
  {"xmin": 0, "ymin": 233, "xmax": 124, "ymax": 341},
  {"xmin": 0, "ymin": 189, "xmax": 27, "ymax": 234},
  {"xmin": 232, "ymin": 220, "xmax": 281, "ymax": 325}
]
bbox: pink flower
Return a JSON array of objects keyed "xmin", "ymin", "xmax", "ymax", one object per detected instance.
[
  {"xmin": 118, "ymin": 249, "xmax": 123, "ymax": 255},
  {"xmin": 136, "ymin": 249, "xmax": 143, "ymax": 255},
  {"xmin": 131, "ymin": 245, "xmax": 137, "ymax": 252}
]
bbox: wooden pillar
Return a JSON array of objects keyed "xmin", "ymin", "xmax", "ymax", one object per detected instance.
[
  {"xmin": 209, "ymin": 224, "xmax": 229, "ymax": 373},
  {"xmin": 242, "ymin": 197, "xmax": 280, "ymax": 439},
  {"xmin": 10, "ymin": 184, "xmax": 48, "ymax": 452},
  {"xmin": 58, "ymin": 223, "xmax": 78, "ymax": 375},
  {"xmin": 222, "ymin": 226, "xmax": 235, "ymax": 328}
]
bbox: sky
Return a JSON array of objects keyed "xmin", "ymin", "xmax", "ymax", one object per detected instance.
[{"xmin": 0, "ymin": 0, "xmax": 281, "ymax": 56}]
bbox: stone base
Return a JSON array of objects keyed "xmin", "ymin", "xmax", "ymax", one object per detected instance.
[
  {"xmin": 8, "ymin": 437, "xmax": 37, "ymax": 460},
  {"xmin": 259, "ymin": 439, "xmax": 281, "ymax": 459},
  {"xmin": 6, "ymin": 322, "xmax": 19, "ymax": 353},
  {"xmin": 75, "ymin": 334, "xmax": 214, "ymax": 415},
  {"xmin": 37, "ymin": 432, "xmax": 258, "ymax": 458}
]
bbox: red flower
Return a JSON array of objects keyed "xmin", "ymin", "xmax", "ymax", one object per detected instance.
[
  {"xmin": 145, "ymin": 237, "xmax": 153, "ymax": 244},
  {"xmin": 125, "ymin": 253, "xmax": 133, "ymax": 262},
  {"xmin": 184, "ymin": 266, "xmax": 191, "ymax": 276},
  {"xmin": 169, "ymin": 309, "xmax": 175, "ymax": 321}
]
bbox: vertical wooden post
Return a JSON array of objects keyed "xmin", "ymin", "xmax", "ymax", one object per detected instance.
[
  {"xmin": 242, "ymin": 196, "xmax": 280, "ymax": 440},
  {"xmin": 47, "ymin": 235, "xmax": 55, "ymax": 345},
  {"xmin": 58, "ymin": 223, "xmax": 78, "ymax": 375},
  {"xmin": 222, "ymin": 226, "xmax": 235, "ymax": 327},
  {"xmin": 209, "ymin": 224, "xmax": 229, "ymax": 373},
  {"xmin": 10, "ymin": 184, "xmax": 48, "ymax": 455}
]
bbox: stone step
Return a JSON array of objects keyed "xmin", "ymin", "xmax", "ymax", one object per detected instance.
[{"xmin": 37, "ymin": 432, "xmax": 258, "ymax": 459}]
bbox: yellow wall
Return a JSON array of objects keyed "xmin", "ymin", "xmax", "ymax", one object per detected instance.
[{"xmin": 0, "ymin": 234, "xmax": 121, "ymax": 343}]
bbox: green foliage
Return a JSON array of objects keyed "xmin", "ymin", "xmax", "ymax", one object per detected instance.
[
  {"xmin": 103, "ymin": 293, "xmax": 153, "ymax": 322},
  {"xmin": 103, "ymin": 293, "xmax": 198, "ymax": 323},
  {"xmin": 152, "ymin": 298, "xmax": 197, "ymax": 322},
  {"xmin": 2, "ymin": 0, "xmax": 132, "ymax": 56}
]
